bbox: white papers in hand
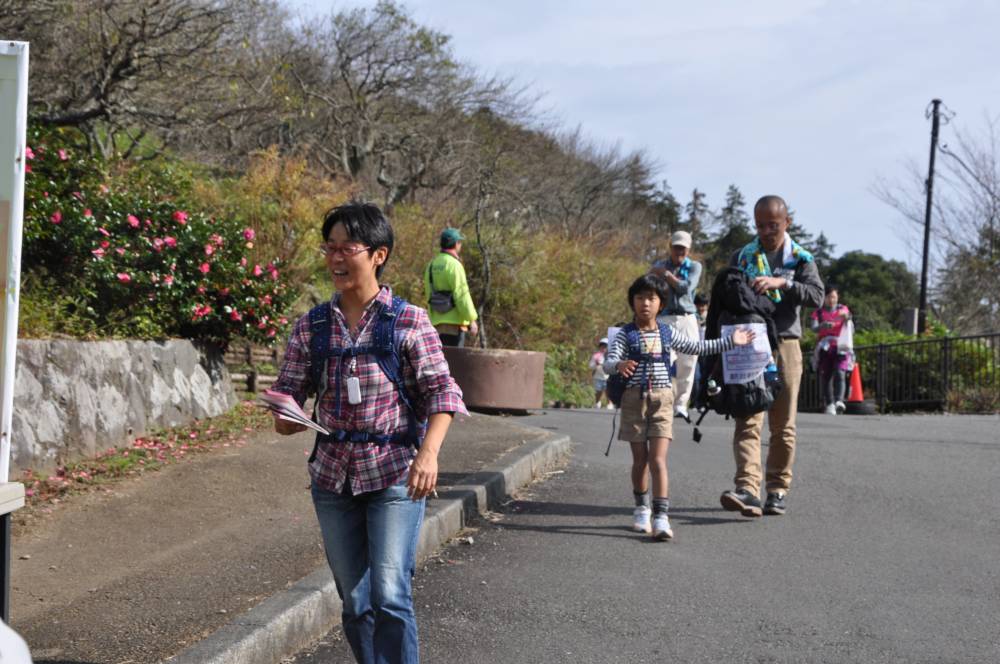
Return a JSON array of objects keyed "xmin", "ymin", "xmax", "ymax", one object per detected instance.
[
  {"xmin": 720, "ymin": 323, "xmax": 771, "ymax": 383},
  {"xmin": 258, "ymin": 389, "xmax": 330, "ymax": 435}
]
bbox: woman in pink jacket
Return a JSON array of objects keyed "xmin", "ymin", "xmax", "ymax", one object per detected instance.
[{"xmin": 810, "ymin": 285, "xmax": 852, "ymax": 414}]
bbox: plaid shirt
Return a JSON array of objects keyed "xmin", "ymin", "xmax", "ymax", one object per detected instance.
[{"xmin": 272, "ymin": 286, "xmax": 467, "ymax": 494}]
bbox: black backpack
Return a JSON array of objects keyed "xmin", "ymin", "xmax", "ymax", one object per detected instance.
[
  {"xmin": 704, "ymin": 311, "xmax": 782, "ymax": 419},
  {"xmin": 692, "ymin": 268, "xmax": 783, "ymax": 441}
]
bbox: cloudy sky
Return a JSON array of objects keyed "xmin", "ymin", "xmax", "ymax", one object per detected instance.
[{"xmin": 288, "ymin": 1, "xmax": 1000, "ymax": 267}]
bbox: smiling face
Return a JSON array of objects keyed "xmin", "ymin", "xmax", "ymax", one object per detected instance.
[
  {"xmin": 324, "ymin": 221, "xmax": 387, "ymax": 294},
  {"xmin": 631, "ymin": 289, "xmax": 662, "ymax": 327},
  {"xmin": 754, "ymin": 200, "xmax": 791, "ymax": 252}
]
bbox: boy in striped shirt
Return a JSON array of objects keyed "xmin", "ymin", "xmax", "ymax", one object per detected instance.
[{"xmin": 604, "ymin": 273, "xmax": 754, "ymax": 540}]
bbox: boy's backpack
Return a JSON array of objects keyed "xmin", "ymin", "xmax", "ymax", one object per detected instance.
[
  {"xmin": 693, "ymin": 268, "xmax": 783, "ymax": 441},
  {"xmin": 603, "ymin": 321, "xmax": 674, "ymax": 456},
  {"xmin": 606, "ymin": 322, "xmax": 673, "ymax": 408},
  {"xmin": 306, "ymin": 296, "xmax": 425, "ymax": 461}
]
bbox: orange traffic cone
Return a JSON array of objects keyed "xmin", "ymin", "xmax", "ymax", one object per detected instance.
[{"xmin": 847, "ymin": 363, "xmax": 864, "ymax": 402}]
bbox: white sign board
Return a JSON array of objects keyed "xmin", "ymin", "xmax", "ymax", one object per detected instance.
[
  {"xmin": 0, "ymin": 41, "xmax": 29, "ymax": 483},
  {"xmin": 720, "ymin": 323, "xmax": 771, "ymax": 384}
]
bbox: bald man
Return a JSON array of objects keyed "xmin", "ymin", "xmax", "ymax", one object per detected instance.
[{"xmin": 719, "ymin": 195, "xmax": 824, "ymax": 517}]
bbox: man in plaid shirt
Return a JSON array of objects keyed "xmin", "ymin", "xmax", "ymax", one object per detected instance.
[{"xmin": 272, "ymin": 203, "xmax": 465, "ymax": 664}]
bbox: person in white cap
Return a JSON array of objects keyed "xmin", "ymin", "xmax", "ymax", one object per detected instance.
[
  {"xmin": 588, "ymin": 337, "xmax": 611, "ymax": 408},
  {"xmin": 650, "ymin": 230, "xmax": 703, "ymax": 422}
]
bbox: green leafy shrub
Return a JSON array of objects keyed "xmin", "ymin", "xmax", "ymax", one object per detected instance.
[{"xmin": 21, "ymin": 126, "xmax": 293, "ymax": 347}]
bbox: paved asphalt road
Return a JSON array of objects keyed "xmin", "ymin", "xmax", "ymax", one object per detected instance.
[{"xmin": 287, "ymin": 409, "xmax": 1000, "ymax": 664}]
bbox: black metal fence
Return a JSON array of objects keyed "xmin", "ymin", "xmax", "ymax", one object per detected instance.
[{"xmin": 799, "ymin": 333, "xmax": 1000, "ymax": 413}]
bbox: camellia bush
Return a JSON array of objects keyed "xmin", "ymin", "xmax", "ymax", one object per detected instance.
[{"xmin": 20, "ymin": 127, "xmax": 293, "ymax": 347}]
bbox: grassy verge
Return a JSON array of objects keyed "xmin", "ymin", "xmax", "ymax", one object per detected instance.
[{"xmin": 15, "ymin": 401, "xmax": 273, "ymax": 519}]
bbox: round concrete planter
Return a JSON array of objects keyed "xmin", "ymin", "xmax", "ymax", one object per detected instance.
[{"xmin": 442, "ymin": 347, "xmax": 546, "ymax": 412}]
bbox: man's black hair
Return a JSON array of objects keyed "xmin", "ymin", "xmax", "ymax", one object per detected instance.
[
  {"xmin": 627, "ymin": 273, "xmax": 669, "ymax": 312},
  {"xmin": 754, "ymin": 195, "xmax": 788, "ymax": 214},
  {"xmin": 322, "ymin": 202, "xmax": 394, "ymax": 278},
  {"xmin": 824, "ymin": 284, "xmax": 839, "ymax": 295},
  {"xmin": 694, "ymin": 293, "xmax": 709, "ymax": 306}
]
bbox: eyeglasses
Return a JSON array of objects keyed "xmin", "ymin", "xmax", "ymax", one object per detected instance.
[{"xmin": 319, "ymin": 243, "xmax": 371, "ymax": 258}]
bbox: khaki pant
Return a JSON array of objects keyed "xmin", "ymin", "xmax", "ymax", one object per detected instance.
[
  {"xmin": 660, "ymin": 313, "xmax": 699, "ymax": 410},
  {"xmin": 731, "ymin": 339, "xmax": 803, "ymax": 494},
  {"xmin": 619, "ymin": 386, "xmax": 674, "ymax": 442}
]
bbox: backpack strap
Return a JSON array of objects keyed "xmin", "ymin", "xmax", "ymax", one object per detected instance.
[
  {"xmin": 308, "ymin": 303, "xmax": 333, "ymax": 412},
  {"xmin": 372, "ymin": 296, "xmax": 425, "ymax": 447}
]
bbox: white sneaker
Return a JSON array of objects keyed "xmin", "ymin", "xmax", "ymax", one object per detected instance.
[
  {"xmin": 835, "ymin": 400, "xmax": 846, "ymax": 414},
  {"xmin": 824, "ymin": 403, "xmax": 837, "ymax": 415},
  {"xmin": 606, "ymin": 403, "xmax": 615, "ymax": 410},
  {"xmin": 652, "ymin": 514, "xmax": 674, "ymax": 540},
  {"xmin": 632, "ymin": 506, "xmax": 652, "ymax": 533},
  {"xmin": 674, "ymin": 406, "xmax": 690, "ymax": 422}
]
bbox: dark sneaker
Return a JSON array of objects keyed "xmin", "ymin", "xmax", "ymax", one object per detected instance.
[
  {"xmin": 764, "ymin": 491, "xmax": 787, "ymax": 515},
  {"xmin": 720, "ymin": 488, "xmax": 763, "ymax": 517}
]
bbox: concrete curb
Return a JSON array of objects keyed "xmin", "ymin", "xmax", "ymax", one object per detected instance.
[{"xmin": 166, "ymin": 431, "xmax": 572, "ymax": 664}]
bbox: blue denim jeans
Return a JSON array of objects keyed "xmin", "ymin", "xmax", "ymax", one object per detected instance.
[{"xmin": 311, "ymin": 479, "xmax": 425, "ymax": 664}]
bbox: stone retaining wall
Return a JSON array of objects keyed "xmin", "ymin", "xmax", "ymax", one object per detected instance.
[{"xmin": 11, "ymin": 340, "xmax": 236, "ymax": 473}]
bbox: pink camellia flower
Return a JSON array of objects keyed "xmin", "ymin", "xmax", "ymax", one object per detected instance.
[
  {"xmin": 83, "ymin": 209, "xmax": 93, "ymax": 218},
  {"xmin": 99, "ymin": 184, "xmax": 110, "ymax": 195},
  {"xmin": 91, "ymin": 248, "xmax": 105, "ymax": 259},
  {"xmin": 127, "ymin": 214, "xmax": 140, "ymax": 228},
  {"xmin": 72, "ymin": 191, "xmax": 84, "ymax": 201},
  {"xmin": 164, "ymin": 236, "xmax": 177, "ymax": 248},
  {"xmin": 100, "ymin": 240, "xmax": 110, "ymax": 249},
  {"xmin": 243, "ymin": 228, "xmax": 256, "ymax": 241},
  {"xmin": 219, "ymin": 287, "xmax": 230, "ymax": 296},
  {"xmin": 116, "ymin": 273, "xmax": 131, "ymax": 283},
  {"xmin": 50, "ymin": 211, "xmax": 62, "ymax": 224},
  {"xmin": 269, "ymin": 267, "xmax": 279, "ymax": 280},
  {"xmin": 58, "ymin": 149, "xmax": 68, "ymax": 161},
  {"xmin": 115, "ymin": 247, "xmax": 126, "ymax": 256},
  {"xmin": 24, "ymin": 146, "xmax": 34, "ymax": 160},
  {"xmin": 152, "ymin": 238, "xmax": 164, "ymax": 251},
  {"xmin": 150, "ymin": 274, "xmax": 159, "ymax": 283},
  {"xmin": 211, "ymin": 233, "xmax": 224, "ymax": 246},
  {"xmin": 43, "ymin": 191, "xmax": 49, "ymax": 198},
  {"xmin": 170, "ymin": 262, "xmax": 177, "ymax": 272},
  {"xmin": 268, "ymin": 328, "xmax": 277, "ymax": 338},
  {"xmin": 163, "ymin": 275, "xmax": 174, "ymax": 286},
  {"xmin": 172, "ymin": 210, "xmax": 188, "ymax": 225},
  {"xmin": 252, "ymin": 264, "xmax": 263, "ymax": 277},
  {"xmin": 240, "ymin": 257, "xmax": 247, "ymax": 267},
  {"xmin": 25, "ymin": 165, "xmax": 31, "ymax": 173},
  {"xmin": 196, "ymin": 285, "xmax": 206, "ymax": 294},
  {"xmin": 144, "ymin": 219, "xmax": 152, "ymax": 228},
  {"xmin": 230, "ymin": 310, "xmax": 242, "ymax": 321},
  {"xmin": 279, "ymin": 317, "xmax": 288, "ymax": 325},
  {"xmin": 261, "ymin": 295, "xmax": 272, "ymax": 306},
  {"xmin": 199, "ymin": 262, "xmax": 211, "ymax": 274},
  {"xmin": 98, "ymin": 227, "xmax": 110, "ymax": 237},
  {"xmin": 204, "ymin": 244, "xmax": 214, "ymax": 256},
  {"xmin": 257, "ymin": 320, "xmax": 267, "ymax": 329}
]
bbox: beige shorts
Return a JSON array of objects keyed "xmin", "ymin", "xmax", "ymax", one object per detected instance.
[{"xmin": 618, "ymin": 386, "xmax": 674, "ymax": 442}]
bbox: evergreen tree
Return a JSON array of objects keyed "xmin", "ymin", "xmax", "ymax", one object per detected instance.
[
  {"xmin": 717, "ymin": 184, "xmax": 751, "ymax": 232},
  {"xmin": 812, "ymin": 231, "xmax": 837, "ymax": 276},
  {"xmin": 701, "ymin": 185, "xmax": 753, "ymax": 287},
  {"xmin": 681, "ymin": 188, "xmax": 711, "ymax": 245},
  {"xmin": 647, "ymin": 180, "xmax": 682, "ymax": 262}
]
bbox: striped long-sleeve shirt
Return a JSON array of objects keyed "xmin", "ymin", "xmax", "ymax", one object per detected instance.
[{"xmin": 602, "ymin": 324, "xmax": 736, "ymax": 389}]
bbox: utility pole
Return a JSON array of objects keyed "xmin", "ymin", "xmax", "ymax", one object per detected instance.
[{"xmin": 917, "ymin": 99, "xmax": 941, "ymax": 335}]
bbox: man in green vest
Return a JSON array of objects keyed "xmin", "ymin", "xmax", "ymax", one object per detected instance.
[{"xmin": 424, "ymin": 227, "xmax": 479, "ymax": 347}]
